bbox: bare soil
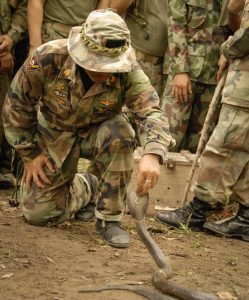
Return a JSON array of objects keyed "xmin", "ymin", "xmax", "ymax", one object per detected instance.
[{"xmin": 0, "ymin": 188, "xmax": 248, "ymax": 300}]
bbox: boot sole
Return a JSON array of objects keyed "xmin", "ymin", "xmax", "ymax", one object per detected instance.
[{"xmin": 204, "ymin": 226, "xmax": 249, "ymax": 242}]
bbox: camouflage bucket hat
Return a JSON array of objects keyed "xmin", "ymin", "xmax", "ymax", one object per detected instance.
[{"xmin": 68, "ymin": 9, "xmax": 136, "ymax": 73}]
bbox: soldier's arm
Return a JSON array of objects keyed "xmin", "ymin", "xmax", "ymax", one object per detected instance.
[
  {"xmin": 227, "ymin": 0, "xmax": 245, "ymax": 15},
  {"xmin": 3, "ymin": 52, "xmax": 46, "ymax": 162},
  {"xmin": 8, "ymin": 0, "xmax": 28, "ymax": 45},
  {"xmin": 227, "ymin": 0, "xmax": 245, "ymax": 32},
  {"xmin": 97, "ymin": 0, "xmax": 110, "ymax": 9},
  {"xmin": 168, "ymin": 0, "xmax": 189, "ymax": 74},
  {"xmin": 28, "ymin": 0, "xmax": 45, "ymax": 55},
  {"xmin": 102, "ymin": 0, "xmax": 133, "ymax": 15},
  {"xmin": 221, "ymin": 8, "xmax": 249, "ymax": 59},
  {"xmin": 0, "ymin": 0, "xmax": 28, "ymax": 55},
  {"xmin": 124, "ymin": 64, "xmax": 176, "ymax": 161}
]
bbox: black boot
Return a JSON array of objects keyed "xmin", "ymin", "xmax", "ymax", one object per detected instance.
[
  {"xmin": 204, "ymin": 204, "xmax": 249, "ymax": 242},
  {"xmin": 96, "ymin": 219, "xmax": 130, "ymax": 248},
  {"xmin": 155, "ymin": 197, "xmax": 212, "ymax": 229}
]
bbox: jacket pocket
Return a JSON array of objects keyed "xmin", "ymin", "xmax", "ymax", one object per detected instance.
[
  {"xmin": 188, "ymin": 43, "xmax": 206, "ymax": 78},
  {"xmin": 186, "ymin": 0, "xmax": 207, "ymax": 28},
  {"xmin": 43, "ymin": 80, "xmax": 71, "ymax": 119}
]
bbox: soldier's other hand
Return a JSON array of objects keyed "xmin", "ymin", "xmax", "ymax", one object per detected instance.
[
  {"xmin": 0, "ymin": 35, "xmax": 13, "ymax": 55},
  {"xmin": 23, "ymin": 153, "xmax": 55, "ymax": 191},
  {"xmin": 217, "ymin": 54, "xmax": 228, "ymax": 82},
  {"xmin": 136, "ymin": 154, "xmax": 160, "ymax": 196},
  {"xmin": 172, "ymin": 73, "xmax": 192, "ymax": 103},
  {"xmin": 28, "ymin": 44, "xmax": 40, "ymax": 57},
  {"xmin": 0, "ymin": 52, "xmax": 14, "ymax": 73}
]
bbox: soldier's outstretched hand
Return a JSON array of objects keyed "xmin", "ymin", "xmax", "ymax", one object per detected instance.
[
  {"xmin": 136, "ymin": 154, "xmax": 160, "ymax": 196},
  {"xmin": 23, "ymin": 153, "xmax": 55, "ymax": 191}
]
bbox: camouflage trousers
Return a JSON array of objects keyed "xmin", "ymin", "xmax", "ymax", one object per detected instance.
[
  {"xmin": 42, "ymin": 22, "xmax": 72, "ymax": 43},
  {"xmin": 0, "ymin": 73, "xmax": 12, "ymax": 174},
  {"xmin": 21, "ymin": 114, "xmax": 136, "ymax": 226},
  {"xmin": 135, "ymin": 49, "xmax": 167, "ymax": 100},
  {"xmin": 162, "ymin": 77, "xmax": 220, "ymax": 153},
  {"xmin": 194, "ymin": 104, "xmax": 249, "ymax": 207}
]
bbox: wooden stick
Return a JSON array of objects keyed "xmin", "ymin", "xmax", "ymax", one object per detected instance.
[{"xmin": 181, "ymin": 74, "xmax": 227, "ymax": 207}]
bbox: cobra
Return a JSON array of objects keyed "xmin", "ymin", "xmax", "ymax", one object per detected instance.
[{"xmin": 79, "ymin": 187, "xmax": 223, "ymax": 300}]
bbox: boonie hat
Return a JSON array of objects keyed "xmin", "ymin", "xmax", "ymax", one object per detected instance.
[{"xmin": 68, "ymin": 9, "xmax": 136, "ymax": 73}]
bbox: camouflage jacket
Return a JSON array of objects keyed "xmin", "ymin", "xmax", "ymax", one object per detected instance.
[
  {"xmin": 221, "ymin": 0, "xmax": 249, "ymax": 107},
  {"xmin": 3, "ymin": 40, "xmax": 175, "ymax": 167},
  {"xmin": 0, "ymin": 0, "xmax": 27, "ymax": 44},
  {"xmin": 168, "ymin": 0, "xmax": 230, "ymax": 84}
]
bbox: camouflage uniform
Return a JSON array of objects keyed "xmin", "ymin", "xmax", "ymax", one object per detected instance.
[
  {"xmin": 162, "ymin": 0, "xmax": 231, "ymax": 152},
  {"xmin": 0, "ymin": 0, "xmax": 27, "ymax": 178},
  {"xmin": 41, "ymin": 0, "xmax": 99, "ymax": 42},
  {"xmin": 3, "ymin": 15, "xmax": 175, "ymax": 225},
  {"xmin": 194, "ymin": 0, "xmax": 249, "ymax": 207},
  {"xmin": 125, "ymin": 0, "xmax": 168, "ymax": 98}
]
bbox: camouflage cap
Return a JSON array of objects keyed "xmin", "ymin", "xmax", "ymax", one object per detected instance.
[{"xmin": 68, "ymin": 9, "xmax": 136, "ymax": 73}]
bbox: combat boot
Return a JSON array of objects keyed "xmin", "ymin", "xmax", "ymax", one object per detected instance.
[
  {"xmin": 75, "ymin": 173, "xmax": 98, "ymax": 221},
  {"xmin": 155, "ymin": 197, "xmax": 212, "ymax": 229},
  {"xmin": 204, "ymin": 204, "xmax": 249, "ymax": 242},
  {"xmin": 96, "ymin": 219, "xmax": 130, "ymax": 248}
]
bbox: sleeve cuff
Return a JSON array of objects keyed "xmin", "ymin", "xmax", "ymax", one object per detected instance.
[
  {"xmin": 17, "ymin": 148, "xmax": 42, "ymax": 163},
  {"xmin": 143, "ymin": 142, "xmax": 167, "ymax": 165},
  {"xmin": 170, "ymin": 63, "xmax": 189, "ymax": 75},
  {"xmin": 221, "ymin": 36, "xmax": 233, "ymax": 59}
]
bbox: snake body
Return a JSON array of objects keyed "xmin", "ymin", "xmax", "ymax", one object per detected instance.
[
  {"xmin": 79, "ymin": 188, "xmax": 221, "ymax": 300},
  {"xmin": 127, "ymin": 190, "xmax": 219, "ymax": 300}
]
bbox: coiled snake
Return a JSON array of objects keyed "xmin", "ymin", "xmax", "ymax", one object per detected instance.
[{"xmin": 79, "ymin": 188, "xmax": 223, "ymax": 300}]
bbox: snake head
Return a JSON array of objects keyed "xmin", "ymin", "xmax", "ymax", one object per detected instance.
[{"xmin": 126, "ymin": 186, "xmax": 149, "ymax": 221}]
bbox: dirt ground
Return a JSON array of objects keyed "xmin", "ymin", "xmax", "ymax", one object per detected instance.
[{"xmin": 0, "ymin": 188, "xmax": 248, "ymax": 300}]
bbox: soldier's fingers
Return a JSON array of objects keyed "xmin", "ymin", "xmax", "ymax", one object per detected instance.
[
  {"xmin": 44, "ymin": 158, "xmax": 55, "ymax": 173},
  {"xmin": 176, "ymin": 87, "xmax": 184, "ymax": 103},
  {"xmin": 182, "ymin": 86, "xmax": 188, "ymax": 102},
  {"xmin": 172, "ymin": 86, "xmax": 176, "ymax": 98},
  {"xmin": 38, "ymin": 169, "xmax": 51, "ymax": 185},
  {"xmin": 136, "ymin": 175, "xmax": 146, "ymax": 194},
  {"xmin": 33, "ymin": 173, "xmax": 45, "ymax": 189},
  {"xmin": 25, "ymin": 172, "xmax": 32, "ymax": 192}
]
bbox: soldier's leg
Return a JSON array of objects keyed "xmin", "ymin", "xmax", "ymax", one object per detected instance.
[
  {"xmin": 201, "ymin": 106, "xmax": 249, "ymax": 240},
  {"xmin": 21, "ymin": 142, "xmax": 95, "ymax": 226},
  {"xmin": 161, "ymin": 76, "xmax": 194, "ymax": 151},
  {"xmin": 184, "ymin": 83, "xmax": 219, "ymax": 153},
  {"xmin": 81, "ymin": 114, "xmax": 136, "ymax": 221},
  {"xmin": 80, "ymin": 114, "xmax": 136, "ymax": 248},
  {"xmin": 156, "ymin": 104, "xmax": 249, "ymax": 230},
  {"xmin": 194, "ymin": 104, "xmax": 249, "ymax": 206}
]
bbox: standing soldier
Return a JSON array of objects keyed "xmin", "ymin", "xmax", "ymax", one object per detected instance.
[
  {"xmin": 162, "ymin": 0, "xmax": 231, "ymax": 152},
  {"xmin": 106, "ymin": 0, "xmax": 169, "ymax": 99},
  {"xmin": 27, "ymin": 0, "xmax": 114, "ymax": 55},
  {"xmin": 156, "ymin": 0, "xmax": 249, "ymax": 243},
  {"xmin": 0, "ymin": 0, "xmax": 27, "ymax": 188}
]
